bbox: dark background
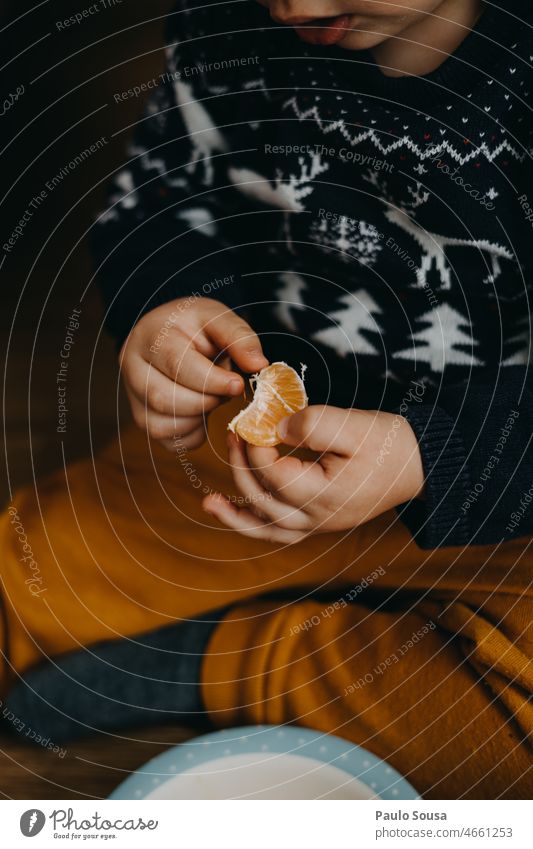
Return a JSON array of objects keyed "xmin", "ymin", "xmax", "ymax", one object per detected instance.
[
  {"xmin": 1, "ymin": 0, "xmax": 174, "ymax": 505},
  {"xmin": 0, "ymin": 0, "xmax": 200, "ymax": 799}
]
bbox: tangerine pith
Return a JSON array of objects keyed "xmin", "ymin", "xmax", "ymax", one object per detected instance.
[{"xmin": 228, "ymin": 362, "xmax": 308, "ymax": 447}]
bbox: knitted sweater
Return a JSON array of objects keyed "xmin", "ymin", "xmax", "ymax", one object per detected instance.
[{"xmin": 93, "ymin": 0, "xmax": 533, "ymax": 549}]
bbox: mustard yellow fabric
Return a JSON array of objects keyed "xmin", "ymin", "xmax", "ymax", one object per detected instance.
[{"xmin": 1, "ymin": 403, "xmax": 532, "ymax": 798}]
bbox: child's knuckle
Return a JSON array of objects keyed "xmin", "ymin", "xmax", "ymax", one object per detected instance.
[
  {"xmin": 257, "ymin": 468, "xmax": 279, "ymax": 493},
  {"xmin": 148, "ymin": 420, "xmax": 169, "ymax": 440},
  {"xmin": 300, "ymin": 407, "xmax": 320, "ymax": 434},
  {"xmin": 165, "ymin": 346, "xmax": 185, "ymax": 377},
  {"xmin": 251, "ymin": 505, "xmax": 269, "ymax": 522},
  {"xmin": 132, "ymin": 408, "xmax": 148, "ymax": 432},
  {"xmin": 228, "ymin": 324, "xmax": 249, "ymax": 345},
  {"xmin": 147, "ymin": 385, "xmax": 166, "ymax": 412},
  {"xmin": 204, "ymin": 394, "xmax": 220, "ymax": 412}
]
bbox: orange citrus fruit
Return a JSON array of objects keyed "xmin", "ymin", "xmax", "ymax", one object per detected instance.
[{"xmin": 228, "ymin": 361, "xmax": 308, "ymax": 447}]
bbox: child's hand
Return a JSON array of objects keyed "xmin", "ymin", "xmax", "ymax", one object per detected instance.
[
  {"xmin": 120, "ymin": 297, "xmax": 268, "ymax": 450},
  {"xmin": 203, "ymin": 405, "xmax": 425, "ymax": 542}
]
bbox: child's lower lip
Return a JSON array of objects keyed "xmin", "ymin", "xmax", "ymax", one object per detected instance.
[{"xmin": 294, "ymin": 14, "xmax": 351, "ymax": 46}]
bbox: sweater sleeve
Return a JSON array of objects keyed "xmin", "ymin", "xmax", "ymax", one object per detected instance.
[
  {"xmin": 397, "ymin": 365, "xmax": 533, "ymax": 548},
  {"xmin": 91, "ymin": 22, "xmax": 245, "ymax": 348}
]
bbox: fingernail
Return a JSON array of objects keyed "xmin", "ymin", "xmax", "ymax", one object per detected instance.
[
  {"xmin": 228, "ymin": 378, "xmax": 242, "ymax": 394},
  {"xmin": 277, "ymin": 417, "xmax": 289, "ymax": 439}
]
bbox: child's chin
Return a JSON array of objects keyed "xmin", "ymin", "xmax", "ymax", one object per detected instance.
[{"xmin": 338, "ymin": 30, "xmax": 390, "ymax": 51}]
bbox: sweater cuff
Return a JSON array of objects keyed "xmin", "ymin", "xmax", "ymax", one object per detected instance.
[{"xmin": 396, "ymin": 404, "xmax": 472, "ymax": 549}]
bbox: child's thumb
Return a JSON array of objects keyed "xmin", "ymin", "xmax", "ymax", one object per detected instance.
[{"xmin": 277, "ymin": 406, "xmax": 352, "ymax": 455}]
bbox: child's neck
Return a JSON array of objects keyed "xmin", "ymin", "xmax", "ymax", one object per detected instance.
[{"xmin": 371, "ymin": 0, "xmax": 485, "ymax": 78}]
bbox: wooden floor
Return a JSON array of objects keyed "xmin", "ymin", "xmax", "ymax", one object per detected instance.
[
  {"xmin": 1, "ymin": 0, "xmax": 192, "ymax": 799},
  {"xmin": 0, "ymin": 727, "xmax": 197, "ymax": 800}
]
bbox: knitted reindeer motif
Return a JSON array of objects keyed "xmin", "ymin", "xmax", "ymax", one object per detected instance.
[{"xmin": 385, "ymin": 205, "xmax": 514, "ymax": 291}]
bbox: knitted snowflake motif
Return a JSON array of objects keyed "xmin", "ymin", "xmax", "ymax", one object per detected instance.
[{"xmin": 309, "ymin": 216, "xmax": 383, "ymax": 267}]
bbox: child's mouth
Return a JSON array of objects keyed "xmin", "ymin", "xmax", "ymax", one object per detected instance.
[{"xmin": 293, "ymin": 14, "xmax": 351, "ymax": 46}]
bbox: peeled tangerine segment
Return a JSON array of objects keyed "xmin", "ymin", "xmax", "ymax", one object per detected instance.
[{"xmin": 228, "ymin": 361, "xmax": 308, "ymax": 447}]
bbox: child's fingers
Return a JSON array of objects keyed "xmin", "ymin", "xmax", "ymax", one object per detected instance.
[
  {"xmin": 278, "ymin": 405, "xmax": 356, "ymax": 456},
  {"xmin": 160, "ymin": 336, "xmax": 244, "ymax": 396},
  {"xmin": 203, "ymin": 308, "xmax": 268, "ymax": 374},
  {"xmin": 202, "ymin": 494, "xmax": 306, "ymax": 544},
  {"xmin": 226, "ymin": 434, "xmax": 311, "ymax": 530},
  {"xmin": 125, "ymin": 355, "xmax": 221, "ymax": 416},
  {"xmin": 246, "ymin": 444, "xmax": 326, "ymax": 507},
  {"xmin": 159, "ymin": 424, "xmax": 207, "ymax": 452},
  {"xmin": 128, "ymin": 395, "xmax": 204, "ymax": 441}
]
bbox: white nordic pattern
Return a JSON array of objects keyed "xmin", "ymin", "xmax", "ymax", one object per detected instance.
[
  {"xmin": 175, "ymin": 206, "xmax": 217, "ymax": 238},
  {"xmin": 99, "ymin": 30, "xmax": 531, "ymax": 391},
  {"xmin": 284, "ymin": 98, "xmax": 526, "ymax": 166},
  {"xmin": 173, "ymin": 80, "xmax": 228, "ymax": 184},
  {"xmin": 385, "ymin": 207, "xmax": 515, "ymax": 292},
  {"xmin": 502, "ymin": 314, "xmax": 531, "ymax": 365},
  {"xmin": 395, "ymin": 303, "xmax": 483, "ymax": 371},
  {"xmin": 312, "ymin": 289, "xmax": 384, "ymax": 357},
  {"xmin": 273, "ymin": 271, "xmax": 307, "ymax": 331},
  {"xmin": 229, "ymin": 153, "xmax": 329, "ymax": 212},
  {"xmin": 98, "ymin": 171, "xmax": 137, "ymax": 223},
  {"xmin": 310, "ymin": 217, "xmax": 383, "ymax": 266}
]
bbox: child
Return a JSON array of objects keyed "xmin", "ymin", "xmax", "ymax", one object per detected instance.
[{"xmin": 3, "ymin": 0, "xmax": 533, "ymax": 798}]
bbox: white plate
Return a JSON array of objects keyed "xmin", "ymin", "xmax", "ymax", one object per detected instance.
[
  {"xmin": 146, "ymin": 751, "xmax": 376, "ymax": 800},
  {"xmin": 110, "ymin": 725, "xmax": 420, "ymax": 801}
]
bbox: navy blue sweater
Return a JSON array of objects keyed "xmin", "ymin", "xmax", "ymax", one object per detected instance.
[{"xmin": 93, "ymin": 0, "xmax": 533, "ymax": 549}]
